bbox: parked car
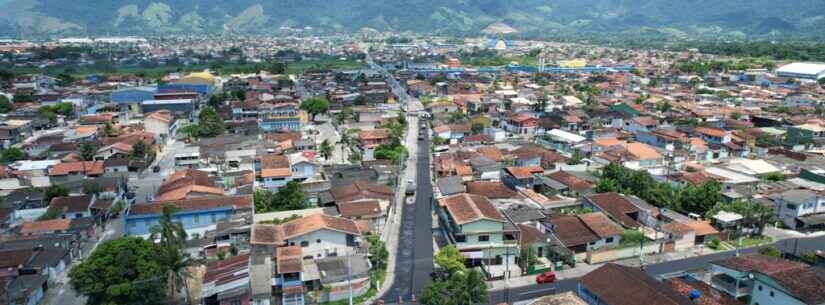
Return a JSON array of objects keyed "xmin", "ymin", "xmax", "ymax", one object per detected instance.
[
  {"xmin": 535, "ymin": 271, "xmax": 556, "ymax": 284},
  {"xmin": 405, "ymin": 179, "xmax": 416, "ymax": 195}
]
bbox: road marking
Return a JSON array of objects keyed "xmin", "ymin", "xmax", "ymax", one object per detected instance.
[{"xmin": 520, "ymin": 287, "xmax": 556, "ymax": 296}]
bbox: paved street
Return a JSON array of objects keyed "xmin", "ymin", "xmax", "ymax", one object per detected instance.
[
  {"xmin": 132, "ymin": 139, "xmax": 184, "ymax": 203},
  {"xmin": 40, "ymin": 216, "xmax": 125, "ymax": 305},
  {"xmin": 486, "ymin": 234, "xmax": 825, "ymax": 305}
]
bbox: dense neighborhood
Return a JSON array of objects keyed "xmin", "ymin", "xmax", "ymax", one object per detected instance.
[{"xmin": 0, "ymin": 33, "xmax": 825, "ymax": 305}]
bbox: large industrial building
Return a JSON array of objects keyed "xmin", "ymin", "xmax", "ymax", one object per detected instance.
[{"xmin": 776, "ymin": 62, "xmax": 825, "ymax": 80}]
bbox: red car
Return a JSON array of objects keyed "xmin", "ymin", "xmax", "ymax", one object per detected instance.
[{"xmin": 535, "ymin": 271, "xmax": 557, "ymax": 284}]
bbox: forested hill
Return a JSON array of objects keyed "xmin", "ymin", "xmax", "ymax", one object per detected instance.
[{"xmin": 1, "ymin": 0, "xmax": 825, "ymax": 39}]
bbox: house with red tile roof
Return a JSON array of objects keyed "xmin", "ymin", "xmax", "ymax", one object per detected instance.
[
  {"xmin": 47, "ymin": 161, "xmax": 105, "ymax": 183},
  {"xmin": 436, "ymin": 193, "xmax": 518, "ymax": 268},
  {"xmin": 279, "ymin": 214, "xmax": 362, "ymax": 259},
  {"xmin": 255, "ymin": 154, "xmax": 293, "ymax": 190},
  {"xmin": 583, "ymin": 192, "xmax": 643, "ymax": 228}
]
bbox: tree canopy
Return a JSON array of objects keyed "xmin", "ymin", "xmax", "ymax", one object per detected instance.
[
  {"xmin": 300, "ymin": 97, "xmax": 330, "ymax": 121},
  {"xmin": 434, "ymin": 245, "xmax": 466, "ymax": 274},
  {"xmin": 253, "ymin": 181, "xmax": 307, "ymax": 213},
  {"xmin": 0, "ymin": 147, "xmax": 25, "ymax": 163},
  {"xmin": 181, "ymin": 106, "xmax": 225, "ymax": 138},
  {"xmin": 69, "ymin": 237, "xmax": 167, "ymax": 305},
  {"xmin": 596, "ymin": 163, "xmax": 722, "ymax": 216}
]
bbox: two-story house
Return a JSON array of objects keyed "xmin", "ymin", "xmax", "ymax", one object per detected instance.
[
  {"xmin": 281, "ymin": 214, "xmax": 362, "ymax": 259},
  {"xmin": 772, "ymin": 189, "xmax": 825, "ymax": 230},
  {"xmin": 256, "ymin": 154, "xmax": 294, "ymax": 190},
  {"xmin": 709, "ymin": 254, "xmax": 815, "ymax": 302},
  {"xmin": 358, "ymin": 129, "xmax": 392, "ymax": 161},
  {"xmin": 436, "ymin": 193, "xmax": 519, "ymax": 269}
]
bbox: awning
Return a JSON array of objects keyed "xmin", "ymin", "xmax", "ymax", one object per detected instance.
[
  {"xmin": 798, "ymin": 213, "xmax": 825, "ymax": 226},
  {"xmin": 461, "ymin": 251, "xmax": 484, "ymax": 259}
]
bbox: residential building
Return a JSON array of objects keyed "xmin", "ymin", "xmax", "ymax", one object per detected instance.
[
  {"xmin": 578, "ymin": 263, "xmax": 694, "ymax": 305},
  {"xmin": 773, "ymin": 189, "xmax": 825, "ymax": 230},
  {"xmin": 436, "ymin": 193, "xmax": 518, "ymax": 268},
  {"xmin": 125, "ymin": 195, "xmax": 252, "ymax": 238}
]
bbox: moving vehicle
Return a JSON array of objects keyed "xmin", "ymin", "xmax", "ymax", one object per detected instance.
[{"xmin": 535, "ymin": 271, "xmax": 556, "ymax": 284}]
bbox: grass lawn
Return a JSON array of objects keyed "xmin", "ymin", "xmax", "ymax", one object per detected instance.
[{"xmin": 730, "ymin": 236, "xmax": 773, "ymax": 248}]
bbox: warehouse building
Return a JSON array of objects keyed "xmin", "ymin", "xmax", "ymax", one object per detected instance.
[{"xmin": 776, "ymin": 62, "xmax": 825, "ymax": 80}]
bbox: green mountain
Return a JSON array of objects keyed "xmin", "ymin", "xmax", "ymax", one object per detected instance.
[{"xmin": 1, "ymin": 0, "xmax": 824, "ymax": 39}]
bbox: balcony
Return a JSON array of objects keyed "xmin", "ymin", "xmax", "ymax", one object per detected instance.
[{"xmin": 710, "ymin": 273, "xmax": 751, "ymax": 298}]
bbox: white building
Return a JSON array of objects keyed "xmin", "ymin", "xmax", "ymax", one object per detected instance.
[{"xmin": 776, "ymin": 62, "xmax": 825, "ymax": 80}]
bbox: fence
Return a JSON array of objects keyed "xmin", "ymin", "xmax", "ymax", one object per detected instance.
[{"xmin": 586, "ymin": 242, "xmax": 661, "ymax": 264}]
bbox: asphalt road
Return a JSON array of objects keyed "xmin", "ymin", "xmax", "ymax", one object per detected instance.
[
  {"xmin": 382, "ymin": 132, "xmax": 434, "ymax": 304},
  {"xmin": 486, "ymin": 234, "xmax": 825, "ymax": 305}
]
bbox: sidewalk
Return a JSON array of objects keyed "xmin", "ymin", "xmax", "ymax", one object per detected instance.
[
  {"xmin": 487, "ymin": 245, "xmax": 718, "ymax": 291},
  {"xmin": 369, "ymin": 114, "xmax": 419, "ymax": 302}
]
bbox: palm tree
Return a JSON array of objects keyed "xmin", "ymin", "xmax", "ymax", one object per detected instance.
[
  {"xmin": 319, "ymin": 140, "xmax": 333, "ymax": 160},
  {"xmin": 150, "ymin": 204, "xmax": 190, "ymax": 304},
  {"xmin": 337, "ymin": 129, "xmax": 352, "ymax": 161}
]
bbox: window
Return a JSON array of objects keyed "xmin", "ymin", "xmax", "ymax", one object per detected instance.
[
  {"xmin": 770, "ymin": 291, "xmax": 774, "ymax": 297},
  {"xmin": 300, "ymin": 241, "xmax": 309, "ymax": 247},
  {"xmin": 129, "ymin": 221, "xmax": 137, "ymax": 228},
  {"xmin": 193, "ymin": 215, "xmax": 200, "ymax": 223},
  {"xmin": 758, "ymin": 285, "xmax": 762, "ymax": 291},
  {"xmin": 606, "ymin": 237, "xmax": 614, "ymax": 243},
  {"xmin": 787, "ymin": 204, "xmax": 796, "ymax": 210},
  {"xmin": 478, "ymin": 235, "xmax": 489, "ymax": 242},
  {"xmin": 317, "ymin": 239, "xmax": 322, "ymax": 244},
  {"xmin": 231, "ymin": 300, "xmax": 241, "ymax": 305},
  {"xmin": 454, "ymin": 235, "xmax": 466, "ymax": 243},
  {"xmin": 211, "ymin": 214, "xmax": 217, "ymax": 223}
]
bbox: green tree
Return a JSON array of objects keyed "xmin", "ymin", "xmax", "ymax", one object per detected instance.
[
  {"xmin": 374, "ymin": 143, "xmax": 407, "ymax": 164},
  {"xmin": 253, "ymin": 181, "xmax": 307, "ymax": 212},
  {"xmin": 336, "ymin": 107, "xmax": 353, "ymax": 125},
  {"xmin": 44, "ymin": 185, "xmax": 69, "ymax": 204},
  {"xmin": 420, "ymin": 269, "xmax": 487, "ymax": 305},
  {"xmin": 78, "ymin": 141, "xmax": 98, "ymax": 161},
  {"xmin": 434, "ymin": 245, "xmax": 465, "ymax": 274},
  {"xmin": 132, "ymin": 140, "xmax": 148, "ymax": 159},
  {"xmin": 366, "ymin": 235, "xmax": 389, "ymax": 271},
  {"xmin": 196, "ymin": 106, "xmax": 225, "ymax": 137},
  {"xmin": 82, "ymin": 181, "xmax": 102, "ymax": 195},
  {"xmin": 69, "ymin": 237, "xmax": 166, "ymax": 305},
  {"xmin": 0, "ymin": 95, "xmax": 11, "ymax": 113},
  {"xmin": 149, "ymin": 205, "xmax": 190, "ymax": 303},
  {"xmin": 319, "ymin": 139, "xmax": 333, "ymax": 160},
  {"xmin": 300, "ymin": 97, "xmax": 330, "ymax": 121},
  {"xmin": 0, "ymin": 147, "xmax": 25, "ymax": 163}
]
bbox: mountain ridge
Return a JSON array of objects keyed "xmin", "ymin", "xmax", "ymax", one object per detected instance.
[{"xmin": 1, "ymin": 0, "xmax": 824, "ymax": 39}]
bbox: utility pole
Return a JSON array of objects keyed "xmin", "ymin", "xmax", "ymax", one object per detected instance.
[{"xmin": 348, "ymin": 249, "xmax": 353, "ymax": 305}]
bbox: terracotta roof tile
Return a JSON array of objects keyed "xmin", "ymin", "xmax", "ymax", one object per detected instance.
[
  {"xmin": 128, "ymin": 195, "xmax": 251, "ymax": 216},
  {"xmin": 438, "ymin": 193, "xmax": 505, "ymax": 225},
  {"xmin": 578, "ymin": 212, "xmax": 624, "ymax": 238},
  {"xmin": 48, "ymin": 161, "xmax": 105, "ymax": 176},
  {"xmin": 581, "ymin": 264, "xmax": 694, "ymax": 305},
  {"xmin": 281, "ymin": 214, "xmax": 361, "ymax": 238},
  {"xmin": 585, "ymin": 192, "xmax": 641, "ymax": 228},
  {"xmin": 250, "ymin": 224, "xmax": 285, "ymax": 245},
  {"xmin": 466, "ymin": 181, "xmax": 517, "ymax": 199},
  {"xmin": 20, "ymin": 219, "xmax": 72, "ymax": 235}
]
